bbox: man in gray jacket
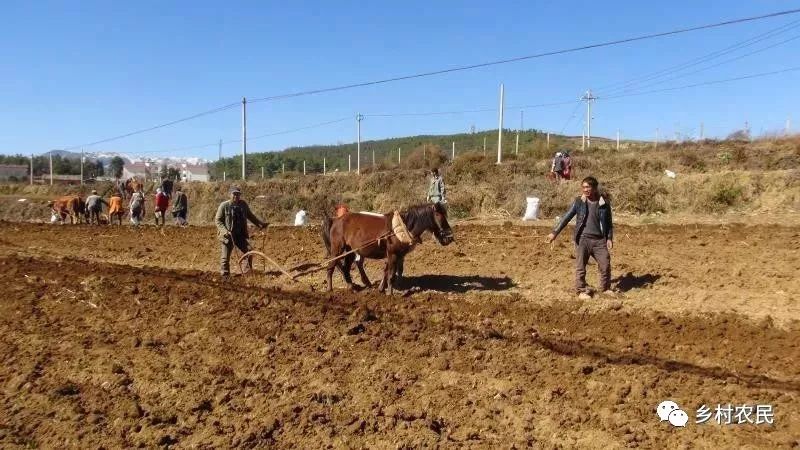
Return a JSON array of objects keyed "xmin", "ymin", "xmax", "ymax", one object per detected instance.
[
  {"xmin": 546, "ymin": 176, "xmax": 614, "ymax": 299},
  {"xmin": 426, "ymin": 168, "xmax": 446, "ymax": 204},
  {"xmin": 215, "ymin": 186, "xmax": 268, "ymax": 277},
  {"xmin": 85, "ymin": 190, "xmax": 108, "ymax": 225}
]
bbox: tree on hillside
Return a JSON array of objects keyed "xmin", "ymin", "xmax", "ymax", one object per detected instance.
[
  {"xmin": 726, "ymin": 129, "xmax": 750, "ymax": 141},
  {"xmin": 110, "ymin": 156, "xmax": 125, "ymax": 179},
  {"xmin": 92, "ymin": 160, "xmax": 104, "ymax": 178}
]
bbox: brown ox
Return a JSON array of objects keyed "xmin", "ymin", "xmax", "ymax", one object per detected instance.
[
  {"xmin": 49, "ymin": 195, "xmax": 87, "ymax": 224},
  {"xmin": 124, "ymin": 178, "xmax": 143, "ymax": 198}
]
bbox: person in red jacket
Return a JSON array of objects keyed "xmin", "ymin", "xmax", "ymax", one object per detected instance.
[{"xmin": 154, "ymin": 188, "xmax": 169, "ymax": 226}]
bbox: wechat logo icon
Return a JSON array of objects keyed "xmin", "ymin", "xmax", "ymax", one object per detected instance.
[{"xmin": 657, "ymin": 400, "xmax": 689, "ymax": 427}]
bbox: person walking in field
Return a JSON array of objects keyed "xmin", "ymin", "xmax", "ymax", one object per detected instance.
[
  {"xmin": 562, "ymin": 151, "xmax": 573, "ymax": 180},
  {"xmin": 85, "ymin": 190, "xmax": 108, "ymax": 225},
  {"xmin": 154, "ymin": 188, "xmax": 169, "ymax": 226},
  {"xmin": 546, "ymin": 176, "xmax": 614, "ymax": 299},
  {"xmin": 171, "ymin": 187, "xmax": 188, "ymax": 226},
  {"xmin": 426, "ymin": 168, "xmax": 446, "ymax": 204},
  {"xmin": 215, "ymin": 186, "xmax": 268, "ymax": 277},
  {"xmin": 550, "ymin": 152, "xmax": 565, "ymax": 182}
]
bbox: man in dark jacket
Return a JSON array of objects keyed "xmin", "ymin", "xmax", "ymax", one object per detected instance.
[
  {"xmin": 546, "ymin": 176, "xmax": 614, "ymax": 299},
  {"xmin": 171, "ymin": 187, "xmax": 188, "ymax": 226},
  {"xmin": 215, "ymin": 186, "xmax": 268, "ymax": 277}
]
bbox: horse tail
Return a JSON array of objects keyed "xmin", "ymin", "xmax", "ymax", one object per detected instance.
[{"xmin": 321, "ymin": 214, "xmax": 333, "ymax": 258}]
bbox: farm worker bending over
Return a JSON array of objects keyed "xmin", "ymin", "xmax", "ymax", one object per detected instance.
[
  {"xmin": 85, "ymin": 190, "xmax": 108, "ymax": 225},
  {"xmin": 427, "ymin": 168, "xmax": 446, "ymax": 204},
  {"xmin": 546, "ymin": 176, "xmax": 615, "ymax": 300},
  {"xmin": 129, "ymin": 190, "xmax": 145, "ymax": 225},
  {"xmin": 108, "ymin": 192, "xmax": 124, "ymax": 225},
  {"xmin": 215, "ymin": 186, "xmax": 268, "ymax": 277},
  {"xmin": 154, "ymin": 188, "xmax": 169, "ymax": 226}
]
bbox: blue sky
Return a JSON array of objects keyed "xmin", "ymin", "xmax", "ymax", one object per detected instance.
[{"xmin": 1, "ymin": 1, "xmax": 799, "ymax": 160}]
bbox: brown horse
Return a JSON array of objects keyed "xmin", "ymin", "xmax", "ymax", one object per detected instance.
[{"xmin": 322, "ymin": 203, "xmax": 454, "ymax": 295}]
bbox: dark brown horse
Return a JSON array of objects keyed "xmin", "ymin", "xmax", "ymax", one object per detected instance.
[{"xmin": 322, "ymin": 203, "xmax": 454, "ymax": 295}]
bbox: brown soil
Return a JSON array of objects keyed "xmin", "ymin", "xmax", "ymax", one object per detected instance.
[{"xmin": 0, "ymin": 221, "xmax": 798, "ymax": 448}]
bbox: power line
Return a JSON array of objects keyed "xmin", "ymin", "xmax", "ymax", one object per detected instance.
[
  {"xmin": 58, "ymin": 9, "xmax": 800, "ymax": 152},
  {"xmin": 135, "ymin": 116, "xmax": 352, "ymax": 158},
  {"xmin": 559, "ymin": 101, "xmax": 583, "ymax": 134},
  {"xmin": 366, "ymin": 107, "xmax": 495, "ymax": 118},
  {"xmin": 247, "ymin": 116, "xmax": 351, "ymax": 141},
  {"xmin": 365, "ymin": 100, "xmax": 582, "ymax": 118},
  {"xmin": 594, "ymin": 18, "xmax": 800, "ymax": 94},
  {"xmin": 600, "ymin": 66, "xmax": 800, "ymax": 100},
  {"xmin": 248, "ymin": 8, "xmax": 800, "ymax": 104},
  {"xmin": 605, "ymin": 33, "xmax": 800, "ymax": 96},
  {"xmin": 63, "ymin": 102, "xmax": 240, "ymax": 151}
]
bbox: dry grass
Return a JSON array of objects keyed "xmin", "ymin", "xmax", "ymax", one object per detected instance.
[{"xmin": 2, "ymin": 137, "xmax": 798, "ymax": 224}]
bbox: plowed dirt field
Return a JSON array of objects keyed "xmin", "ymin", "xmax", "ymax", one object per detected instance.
[{"xmin": 0, "ymin": 221, "xmax": 798, "ymax": 448}]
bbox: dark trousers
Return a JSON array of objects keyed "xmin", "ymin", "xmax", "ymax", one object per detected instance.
[
  {"xmin": 220, "ymin": 235, "xmax": 252, "ymax": 275},
  {"xmin": 575, "ymin": 236, "xmax": 611, "ymax": 293},
  {"xmin": 88, "ymin": 208, "xmax": 102, "ymax": 225}
]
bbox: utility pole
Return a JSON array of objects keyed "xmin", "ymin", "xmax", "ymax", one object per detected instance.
[
  {"xmin": 30, "ymin": 154, "xmax": 33, "ymax": 185},
  {"xmin": 218, "ymin": 139, "xmax": 223, "ymax": 161},
  {"xmin": 372, "ymin": 149, "xmax": 375, "ymax": 167},
  {"xmin": 452, "ymin": 141, "xmax": 455, "ymax": 160},
  {"xmin": 700, "ymin": 122, "xmax": 704, "ymax": 140},
  {"xmin": 356, "ymin": 114, "xmax": 363, "ymax": 174},
  {"xmin": 80, "ymin": 148, "xmax": 84, "ymax": 186},
  {"xmin": 261, "ymin": 167, "xmax": 264, "ymax": 179},
  {"xmin": 546, "ymin": 132, "xmax": 550, "ymax": 149},
  {"xmin": 655, "ymin": 128, "xmax": 659, "ymax": 148},
  {"xmin": 786, "ymin": 116, "xmax": 791, "ymax": 135},
  {"xmin": 303, "ymin": 160, "xmax": 306, "ymax": 175},
  {"xmin": 282, "ymin": 163, "xmax": 285, "ymax": 174},
  {"xmin": 348, "ymin": 154, "xmax": 351, "ymax": 173},
  {"xmin": 323, "ymin": 157, "xmax": 326, "ymax": 174},
  {"xmin": 49, "ymin": 151, "xmax": 53, "ymax": 185},
  {"xmin": 497, "ymin": 83, "xmax": 504, "ymax": 164},
  {"xmin": 581, "ymin": 122, "xmax": 585, "ymax": 150},
  {"xmin": 223, "ymin": 171, "xmax": 226, "ymax": 182},
  {"xmin": 483, "ymin": 136, "xmax": 486, "ymax": 156},
  {"xmin": 241, "ymin": 97, "xmax": 247, "ymax": 180},
  {"xmin": 515, "ymin": 110, "xmax": 523, "ymax": 155},
  {"xmin": 582, "ymin": 89, "xmax": 596, "ymax": 148},
  {"xmin": 398, "ymin": 147, "xmax": 401, "ymax": 165},
  {"xmin": 616, "ymin": 130, "xmax": 620, "ymax": 150}
]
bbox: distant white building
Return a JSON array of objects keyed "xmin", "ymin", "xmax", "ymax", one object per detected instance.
[
  {"xmin": 122, "ymin": 162, "xmax": 150, "ymax": 180},
  {"xmin": 181, "ymin": 164, "xmax": 209, "ymax": 182}
]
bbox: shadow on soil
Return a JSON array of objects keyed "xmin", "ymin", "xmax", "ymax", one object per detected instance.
[
  {"xmin": 399, "ymin": 274, "xmax": 515, "ymax": 293},
  {"xmin": 613, "ymin": 272, "xmax": 662, "ymax": 292}
]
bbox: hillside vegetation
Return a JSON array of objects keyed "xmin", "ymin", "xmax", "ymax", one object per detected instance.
[{"xmin": 1, "ymin": 136, "xmax": 798, "ymax": 225}]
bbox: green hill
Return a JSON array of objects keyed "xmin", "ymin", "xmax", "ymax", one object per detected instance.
[{"xmin": 210, "ymin": 128, "xmax": 614, "ymax": 180}]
